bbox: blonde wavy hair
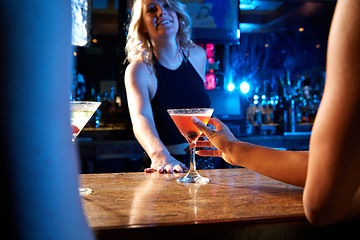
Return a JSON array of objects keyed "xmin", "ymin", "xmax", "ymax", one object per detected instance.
[{"xmin": 125, "ymin": 0, "xmax": 193, "ymax": 67}]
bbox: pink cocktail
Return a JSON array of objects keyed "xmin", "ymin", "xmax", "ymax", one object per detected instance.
[{"xmin": 168, "ymin": 108, "xmax": 214, "ymax": 184}]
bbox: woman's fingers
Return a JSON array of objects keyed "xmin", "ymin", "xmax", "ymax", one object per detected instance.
[
  {"xmin": 145, "ymin": 162, "xmax": 188, "ymax": 174},
  {"xmin": 145, "ymin": 168, "xmax": 156, "ymax": 173},
  {"xmin": 157, "ymin": 166, "xmax": 165, "ymax": 173},
  {"xmin": 173, "ymin": 165, "xmax": 182, "ymax": 173},
  {"xmin": 173, "ymin": 163, "xmax": 188, "ymax": 173},
  {"xmin": 164, "ymin": 164, "xmax": 173, "ymax": 173}
]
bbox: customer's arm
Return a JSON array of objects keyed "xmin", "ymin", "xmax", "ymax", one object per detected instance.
[
  {"xmin": 125, "ymin": 61, "xmax": 186, "ymax": 173},
  {"xmin": 194, "ymin": 118, "xmax": 308, "ymax": 187}
]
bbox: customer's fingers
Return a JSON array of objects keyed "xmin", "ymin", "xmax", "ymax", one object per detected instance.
[
  {"xmin": 196, "ymin": 140, "xmax": 214, "ymax": 148},
  {"xmin": 196, "ymin": 149, "xmax": 222, "ymax": 158},
  {"xmin": 192, "ymin": 117, "xmax": 212, "ymax": 136}
]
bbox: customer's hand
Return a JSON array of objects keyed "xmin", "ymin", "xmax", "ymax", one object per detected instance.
[
  {"xmin": 145, "ymin": 156, "xmax": 188, "ymax": 173},
  {"xmin": 192, "ymin": 117, "xmax": 238, "ymax": 165}
]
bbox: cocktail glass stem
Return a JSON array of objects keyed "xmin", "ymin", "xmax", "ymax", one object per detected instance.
[
  {"xmin": 183, "ymin": 143, "xmax": 197, "ymax": 178},
  {"xmin": 178, "ymin": 141, "xmax": 210, "ymax": 184},
  {"xmin": 190, "ymin": 143, "xmax": 196, "ymax": 173}
]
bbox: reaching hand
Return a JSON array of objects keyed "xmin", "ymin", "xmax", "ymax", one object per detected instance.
[
  {"xmin": 192, "ymin": 117, "xmax": 238, "ymax": 165},
  {"xmin": 145, "ymin": 155, "xmax": 188, "ymax": 173}
]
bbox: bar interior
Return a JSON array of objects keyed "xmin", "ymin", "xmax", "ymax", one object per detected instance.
[
  {"xmin": 3, "ymin": 0, "xmax": 360, "ymax": 239},
  {"xmin": 75, "ymin": 0, "xmax": 330, "ymax": 172}
]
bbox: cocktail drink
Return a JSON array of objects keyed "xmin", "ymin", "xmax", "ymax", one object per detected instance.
[
  {"xmin": 167, "ymin": 108, "xmax": 214, "ymax": 184},
  {"xmin": 70, "ymin": 101, "xmax": 101, "ymax": 195},
  {"xmin": 70, "ymin": 101, "xmax": 101, "ymax": 141}
]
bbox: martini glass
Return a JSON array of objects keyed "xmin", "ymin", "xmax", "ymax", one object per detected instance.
[
  {"xmin": 70, "ymin": 101, "xmax": 101, "ymax": 141},
  {"xmin": 70, "ymin": 101, "xmax": 101, "ymax": 195},
  {"xmin": 167, "ymin": 108, "xmax": 214, "ymax": 184}
]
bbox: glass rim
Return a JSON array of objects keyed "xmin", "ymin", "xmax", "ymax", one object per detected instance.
[
  {"xmin": 69, "ymin": 101, "xmax": 101, "ymax": 111},
  {"xmin": 167, "ymin": 108, "xmax": 214, "ymax": 115},
  {"xmin": 167, "ymin": 107, "xmax": 214, "ymax": 111},
  {"xmin": 69, "ymin": 101, "xmax": 101, "ymax": 105}
]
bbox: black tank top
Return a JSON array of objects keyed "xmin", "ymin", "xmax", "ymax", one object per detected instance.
[{"xmin": 151, "ymin": 56, "xmax": 211, "ymax": 146}]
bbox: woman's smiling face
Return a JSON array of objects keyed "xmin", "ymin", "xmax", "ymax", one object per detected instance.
[{"xmin": 141, "ymin": 0, "xmax": 179, "ymax": 41}]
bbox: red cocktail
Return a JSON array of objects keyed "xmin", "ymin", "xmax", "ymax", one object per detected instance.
[{"xmin": 168, "ymin": 108, "xmax": 214, "ymax": 184}]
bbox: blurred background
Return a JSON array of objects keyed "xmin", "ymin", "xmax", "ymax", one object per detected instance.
[{"xmin": 71, "ymin": 0, "xmax": 336, "ymax": 173}]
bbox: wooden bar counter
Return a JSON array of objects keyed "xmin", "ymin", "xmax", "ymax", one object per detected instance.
[{"xmin": 80, "ymin": 169, "xmax": 359, "ymax": 239}]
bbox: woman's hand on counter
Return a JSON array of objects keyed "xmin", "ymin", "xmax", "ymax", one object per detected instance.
[{"xmin": 145, "ymin": 155, "xmax": 188, "ymax": 173}]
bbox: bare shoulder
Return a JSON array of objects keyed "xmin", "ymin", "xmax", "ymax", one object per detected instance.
[
  {"xmin": 188, "ymin": 45, "xmax": 206, "ymax": 63},
  {"xmin": 125, "ymin": 61, "xmax": 153, "ymax": 80},
  {"xmin": 187, "ymin": 45, "xmax": 206, "ymax": 80},
  {"xmin": 125, "ymin": 61, "xmax": 157, "ymax": 98},
  {"xmin": 125, "ymin": 61, "xmax": 155, "ymax": 86}
]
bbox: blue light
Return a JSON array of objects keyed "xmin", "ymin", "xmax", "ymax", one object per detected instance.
[
  {"xmin": 237, "ymin": 29, "xmax": 241, "ymax": 39},
  {"xmin": 240, "ymin": 81, "xmax": 250, "ymax": 94},
  {"xmin": 227, "ymin": 82, "xmax": 235, "ymax": 92},
  {"xmin": 239, "ymin": 3, "xmax": 256, "ymax": 10}
]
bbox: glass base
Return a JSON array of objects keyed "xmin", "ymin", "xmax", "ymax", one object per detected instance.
[
  {"xmin": 177, "ymin": 171, "xmax": 210, "ymax": 184},
  {"xmin": 79, "ymin": 187, "xmax": 92, "ymax": 195}
]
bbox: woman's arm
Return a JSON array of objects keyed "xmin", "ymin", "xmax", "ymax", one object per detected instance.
[
  {"xmin": 125, "ymin": 61, "xmax": 187, "ymax": 173},
  {"xmin": 303, "ymin": 0, "xmax": 360, "ymax": 226}
]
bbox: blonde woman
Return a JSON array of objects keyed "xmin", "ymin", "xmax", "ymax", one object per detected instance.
[{"xmin": 125, "ymin": 0, "xmax": 211, "ymax": 173}]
